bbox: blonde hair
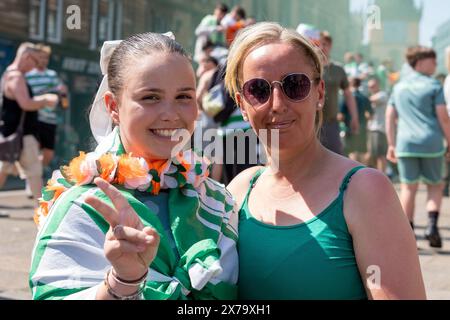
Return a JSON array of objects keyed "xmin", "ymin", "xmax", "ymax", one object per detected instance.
[
  {"xmin": 35, "ymin": 43, "xmax": 52, "ymax": 55},
  {"xmin": 224, "ymin": 21, "xmax": 324, "ymax": 133},
  {"xmin": 16, "ymin": 42, "xmax": 39, "ymax": 57},
  {"xmin": 445, "ymin": 46, "xmax": 450, "ymax": 73}
]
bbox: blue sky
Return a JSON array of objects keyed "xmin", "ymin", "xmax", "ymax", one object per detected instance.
[{"xmin": 350, "ymin": 0, "xmax": 450, "ymax": 46}]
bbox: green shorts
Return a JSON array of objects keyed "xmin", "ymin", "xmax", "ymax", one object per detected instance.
[
  {"xmin": 344, "ymin": 130, "xmax": 367, "ymax": 154},
  {"xmin": 397, "ymin": 156, "xmax": 445, "ymax": 184},
  {"xmin": 367, "ymin": 131, "xmax": 387, "ymax": 157}
]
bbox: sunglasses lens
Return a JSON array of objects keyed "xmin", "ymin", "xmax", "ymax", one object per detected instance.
[
  {"xmin": 243, "ymin": 79, "xmax": 271, "ymax": 106},
  {"xmin": 283, "ymin": 74, "xmax": 311, "ymax": 101}
]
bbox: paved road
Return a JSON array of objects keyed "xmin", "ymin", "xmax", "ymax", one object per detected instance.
[
  {"xmin": 0, "ymin": 190, "xmax": 37, "ymax": 300},
  {"xmin": 0, "ymin": 184, "xmax": 449, "ymax": 300}
]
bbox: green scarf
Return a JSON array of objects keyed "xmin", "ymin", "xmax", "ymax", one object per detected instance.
[{"xmin": 31, "ymin": 127, "xmax": 238, "ymax": 300}]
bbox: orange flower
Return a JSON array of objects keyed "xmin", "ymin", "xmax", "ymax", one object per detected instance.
[
  {"xmin": 46, "ymin": 180, "xmax": 67, "ymax": 200},
  {"xmin": 63, "ymin": 152, "xmax": 88, "ymax": 184},
  {"xmin": 34, "ymin": 201, "xmax": 51, "ymax": 227},
  {"xmin": 33, "ymin": 209, "xmax": 40, "ymax": 226},
  {"xmin": 98, "ymin": 153, "xmax": 117, "ymax": 182},
  {"xmin": 40, "ymin": 201, "xmax": 50, "ymax": 217},
  {"xmin": 117, "ymin": 154, "xmax": 148, "ymax": 185}
]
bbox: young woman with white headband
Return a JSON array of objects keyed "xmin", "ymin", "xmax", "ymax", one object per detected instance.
[{"xmin": 29, "ymin": 32, "xmax": 238, "ymax": 300}]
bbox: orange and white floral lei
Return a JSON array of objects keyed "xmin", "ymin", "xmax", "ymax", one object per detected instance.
[{"xmin": 34, "ymin": 133, "xmax": 211, "ymax": 227}]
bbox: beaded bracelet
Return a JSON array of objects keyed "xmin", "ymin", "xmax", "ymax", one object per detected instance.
[{"xmin": 104, "ymin": 268, "xmax": 146, "ymax": 300}]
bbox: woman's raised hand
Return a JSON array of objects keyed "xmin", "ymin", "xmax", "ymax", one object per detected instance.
[{"xmin": 85, "ymin": 177, "xmax": 160, "ymax": 281}]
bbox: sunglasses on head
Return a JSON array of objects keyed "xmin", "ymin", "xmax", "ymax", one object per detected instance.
[{"xmin": 241, "ymin": 73, "xmax": 319, "ymax": 108}]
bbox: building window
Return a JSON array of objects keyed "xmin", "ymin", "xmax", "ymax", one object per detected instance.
[
  {"xmin": 29, "ymin": 0, "xmax": 63, "ymax": 43},
  {"xmin": 98, "ymin": 0, "xmax": 111, "ymax": 43},
  {"xmin": 47, "ymin": 0, "xmax": 63, "ymax": 43},
  {"xmin": 90, "ymin": 0, "xmax": 122, "ymax": 50},
  {"xmin": 29, "ymin": 0, "xmax": 46, "ymax": 40}
]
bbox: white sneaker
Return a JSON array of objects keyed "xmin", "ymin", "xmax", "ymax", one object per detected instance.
[{"xmin": 0, "ymin": 210, "xmax": 10, "ymax": 218}]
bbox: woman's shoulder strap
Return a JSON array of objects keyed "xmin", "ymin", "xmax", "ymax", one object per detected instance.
[
  {"xmin": 249, "ymin": 167, "xmax": 265, "ymax": 188},
  {"xmin": 339, "ymin": 165, "xmax": 366, "ymax": 193},
  {"xmin": 239, "ymin": 167, "xmax": 265, "ymax": 211}
]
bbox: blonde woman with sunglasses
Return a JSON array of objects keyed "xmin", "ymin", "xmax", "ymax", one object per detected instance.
[{"xmin": 225, "ymin": 22, "xmax": 426, "ymax": 300}]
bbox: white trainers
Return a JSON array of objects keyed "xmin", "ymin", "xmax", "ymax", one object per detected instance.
[{"xmin": 0, "ymin": 210, "xmax": 10, "ymax": 218}]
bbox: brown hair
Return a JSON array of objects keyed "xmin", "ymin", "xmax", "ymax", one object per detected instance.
[
  {"xmin": 320, "ymin": 31, "xmax": 332, "ymax": 44},
  {"xmin": 216, "ymin": 3, "xmax": 228, "ymax": 13},
  {"xmin": 107, "ymin": 32, "xmax": 191, "ymax": 98},
  {"xmin": 406, "ymin": 46, "xmax": 436, "ymax": 68},
  {"xmin": 349, "ymin": 77, "xmax": 361, "ymax": 88},
  {"xmin": 232, "ymin": 5, "xmax": 246, "ymax": 20}
]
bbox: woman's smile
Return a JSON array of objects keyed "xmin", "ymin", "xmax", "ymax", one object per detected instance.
[
  {"xmin": 149, "ymin": 128, "xmax": 184, "ymax": 139},
  {"xmin": 266, "ymin": 119, "xmax": 295, "ymax": 130}
]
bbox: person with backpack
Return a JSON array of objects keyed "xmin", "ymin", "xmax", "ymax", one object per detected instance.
[{"xmin": 201, "ymin": 61, "xmax": 256, "ymax": 184}]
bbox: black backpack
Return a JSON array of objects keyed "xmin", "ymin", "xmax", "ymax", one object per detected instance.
[{"xmin": 207, "ymin": 63, "xmax": 237, "ymax": 124}]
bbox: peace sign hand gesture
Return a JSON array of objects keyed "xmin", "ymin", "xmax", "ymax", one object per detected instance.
[{"xmin": 85, "ymin": 177, "xmax": 160, "ymax": 282}]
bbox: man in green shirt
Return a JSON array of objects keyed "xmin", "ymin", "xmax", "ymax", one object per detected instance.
[
  {"xmin": 26, "ymin": 44, "xmax": 66, "ymax": 169},
  {"xmin": 386, "ymin": 46, "xmax": 450, "ymax": 248},
  {"xmin": 194, "ymin": 3, "xmax": 228, "ymax": 63}
]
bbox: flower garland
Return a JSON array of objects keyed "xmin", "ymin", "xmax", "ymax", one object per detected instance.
[{"xmin": 34, "ymin": 150, "xmax": 211, "ymax": 227}]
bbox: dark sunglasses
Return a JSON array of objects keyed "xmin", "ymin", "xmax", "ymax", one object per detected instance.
[{"xmin": 241, "ymin": 73, "xmax": 318, "ymax": 108}]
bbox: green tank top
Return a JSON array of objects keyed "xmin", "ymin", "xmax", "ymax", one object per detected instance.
[{"xmin": 238, "ymin": 166, "xmax": 368, "ymax": 300}]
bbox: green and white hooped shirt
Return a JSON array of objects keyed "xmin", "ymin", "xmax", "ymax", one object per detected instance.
[
  {"xmin": 218, "ymin": 108, "xmax": 251, "ymax": 136},
  {"xmin": 29, "ymin": 128, "xmax": 238, "ymax": 300},
  {"xmin": 26, "ymin": 69, "xmax": 61, "ymax": 125}
]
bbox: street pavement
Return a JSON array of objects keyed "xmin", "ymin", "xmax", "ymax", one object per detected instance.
[{"xmin": 0, "ymin": 183, "xmax": 449, "ymax": 300}]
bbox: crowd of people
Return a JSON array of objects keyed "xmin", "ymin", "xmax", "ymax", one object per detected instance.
[
  {"xmin": 336, "ymin": 46, "xmax": 450, "ymax": 250},
  {"xmin": 1, "ymin": 2, "xmax": 450, "ymax": 300},
  {"xmin": 0, "ymin": 42, "xmax": 68, "ymax": 217},
  {"xmin": 194, "ymin": 3, "xmax": 257, "ymax": 184}
]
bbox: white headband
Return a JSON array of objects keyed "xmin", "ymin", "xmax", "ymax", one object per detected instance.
[{"xmin": 89, "ymin": 32, "xmax": 175, "ymax": 144}]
